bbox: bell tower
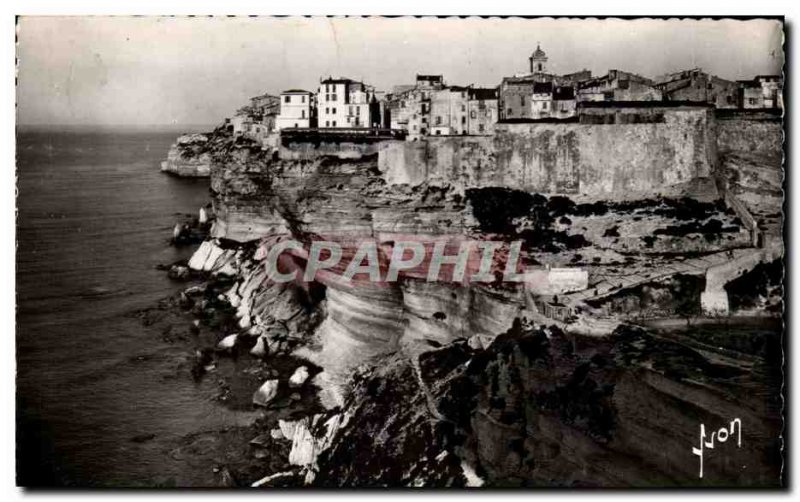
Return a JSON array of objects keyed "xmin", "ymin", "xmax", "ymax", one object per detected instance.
[{"xmin": 529, "ymin": 43, "xmax": 548, "ymax": 73}]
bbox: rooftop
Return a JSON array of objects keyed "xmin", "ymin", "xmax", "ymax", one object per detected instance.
[
  {"xmin": 578, "ymin": 100, "xmax": 713, "ymax": 109},
  {"xmin": 320, "ymin": 77, "xmax": 363, "ymax": 85}
]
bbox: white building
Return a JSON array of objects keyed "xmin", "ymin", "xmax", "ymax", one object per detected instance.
[
  {"xmin": 317, "ymin": 78, "xmax": 377, "ymax": 129},
  {"xmin": 531, "ymin": 82, "xmax": 553, "ymax": 119},
  {"xmin": 275, "ymin": 90, "xmax": 315, "ymax": 131}
]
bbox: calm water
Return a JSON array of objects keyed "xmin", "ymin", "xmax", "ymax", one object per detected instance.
[{"xmin": 16, "ymin": 127, "xmax": 256, "ymax": 487}]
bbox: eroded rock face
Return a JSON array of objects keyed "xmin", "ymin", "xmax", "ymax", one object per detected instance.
[
  {"xmin": 184, "ymin": 132, "xmax": 782, "ymax": 487},
  {"xmin": 161, "ymin": 128, "xmax": 237, "ymax": 177},
  {"xmin": 312, "ymin": 322, "xmax": 782, "ymax": 487},
  {"xmin": 190, "ymin": 136, "xmax": 753, "ymax": 410}
]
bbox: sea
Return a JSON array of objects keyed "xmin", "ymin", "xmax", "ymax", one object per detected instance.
[{"xmin": 16, "ymin": 126, "xmax": 258, "ymax": 487}]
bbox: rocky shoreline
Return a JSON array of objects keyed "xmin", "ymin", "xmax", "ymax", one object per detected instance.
[{"xmin": 143, "ymin": 211, "xmax": 782, "ymax": 487}]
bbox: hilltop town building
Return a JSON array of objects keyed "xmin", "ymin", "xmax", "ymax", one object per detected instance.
[
  {"xmin": 655, "ymin": 69, "xmax": 738, "ymax": 109},
  {"xmin": 430, "ymin": 86, "xmax": 470, "ymax": 136},
  {"xmin": 577, "ymin": 70, "xmax": 662, "ymax": 102},
  {"xmin": 317, "ymin": 78, "xmax": 371, "ymax": 128},
  {"xmin": 755, "ymin": 75, "xmax": 783, "ymax": 109},
  {"xmin": 531, "ymin": 82, "xmax": 553, "ymax": 119},
  {"xmin": 467, "ymin": 87, "xmax": 499, "ymax": 135},
  {"xmin": 249, "ymin": 93, "xmax": 281, "ymax": 117},
  {"xmin": 738, "ymin": 80, "xmax": 765, "ymax": 109},
  {"xmin": 551, "ymin": 86, "xmax": 577, "ymax": 119},
  {"xmin": 268, "ymin": 49, "xmax": 775, "ymax": 139},
  {"xmin": 499, "ymin": 46, "xmax": 591, "ymax": 121},
  {"xmin": 387, "ymin": 75, "xmax": 447, "ymax": 139},
  {"xmin": 275, "ymin": 90, "xmax": 316, "ymax": 131}
]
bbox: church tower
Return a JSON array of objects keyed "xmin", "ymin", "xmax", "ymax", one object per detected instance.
[{"xmin": 529, "ymin": 43, "xmax": 548, "ymax": 73}]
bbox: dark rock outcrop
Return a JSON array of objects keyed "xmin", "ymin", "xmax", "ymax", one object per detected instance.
[{"xmin": 312, "ymin": 322, "xmax": 782, "ymax": 487}]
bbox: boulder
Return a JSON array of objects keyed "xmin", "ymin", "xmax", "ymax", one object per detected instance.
[
  {"xmin": 184, "ymin": 284, "xmax": 206, "ymax": 296},
  {"xmin": 188, "ymin": 241, "xmax": 213, "ymax": 270},
  {"xmin": 289, "ymin": 366, "xmax": 310, "ymax": 388},
  {"xmin": 217, "ymin": 334, "xmax": 237, "ymax": 351},
  {"xmin": 167, "ymin": 265, "xmax": 190, "ymax": 280},
  {"xmin": 253, "ymin": 380, "xmax": 279, "ymax": 407},
  {"xmin": 250, "ymin": 336, "xmax": 267, "ymax": 357},
  {"xmin": 467, "ymin": 334, "xmax": 484, "ymax": 351}
]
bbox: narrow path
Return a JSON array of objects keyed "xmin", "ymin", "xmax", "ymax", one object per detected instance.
[{"xmin": 562, "ymin": 247, "xmax": 765, "ymax": 307}]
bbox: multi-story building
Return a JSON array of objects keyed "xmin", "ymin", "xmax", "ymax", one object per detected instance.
[
  {"xmin": 466, "ymin": 87, "xmax": 498, "ymax": 135},
  {"xmin": 249, "ymin": 93, "xmax": 281, "ymax": 117},
  {"xmin": 386, "ymin": 74, "xmax": 446, "ymax": 139},
  {"xmin": 738, "ymin": 80, "xmax": 765, "ymax": 109},
  {"xmin": 551, "ymin": 86, "xmax": 577, "ymax": 119},
  {"xmin": 577, "ymin": 70, "xmax": 662, "ymax": 102},
  {"xmin": 530, "ymin": 82, "xmax": 553, "ymax": 119},
  {"xmin": 317, "ymin": 77, "xmax": 384, "ymax": 129},
  {"xmin": 430, "ymin": 86, "xmax": 470, "ymax": 136},
  {"xmin": 755, "ymin": 75, "xmax": 783, "ymax": 109},
  {"xmin": 499, "ymin": 76, "xmax": 537, "ymax": 121},
  {"xmin": 499, "ymin": 47, "xmax": 590, "ymax": 121},
  {"xmin": 655, "ymin": 69, "xmax": 738, "ymax": 109},
  {"xmin": 275, "ymin": 89, "xmax": 316, "ymax": 131}
]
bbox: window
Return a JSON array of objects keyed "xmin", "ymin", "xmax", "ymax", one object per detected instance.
[
  {"xmin": 436, "ymin": 116, "xmax": 442, "ymax": 125},
  {"xmin": 470, "ymin": 110, "xmax": 476, "ymax": 119},
  {"xmin": 520, "ymin": 96, "xmax": 525, "ymax": 107},
  {"xmin": 486, "ymin": 109, "xmax": 492, "ymax": 118},
  {"xmin": 301, "ymin": 110, "xmax": 306, "ymax": 118},
  {"xmin": 332, "ymin": 108, "xmax": 336, "ymax": 114},
  {"xmin": 349, "ymin": 106, "xmax": 354, "ymax": 115},
  {"xmin": 543, "ymin": 102, "xmax": 548, "ymax": 110},
  {"xmin": 461, "ymin": 116, "xmax": 466, "ymax": 124},
  {"xmin": 302, "ymin": 95, "xmax": 306, "ymax": 103},
  {"xmin": 332, "ymin": 120, "xmax": 337, "ymax": 127},
  {"xmin": 332, "ymin": 94, "xmax": 337, "ymax": 101},
  {"xmin": 461, "ymin": 104, "xmax": 466, "ymax": 112},
  {"xmin": 325, "ymin": 107, "xmax": 329, "ymax": 114},
  {"xmin": 284, "ymin": 96, "xmax": 290, "ymax": 103},
  {"xmin": 507, "ymin": 108, "xmax": 512, "ymax": 116},
  {"xmin": 294, "ymin": 123, "xmax": 298, "ymax": 128},
  {"xmin": 478, "ymin": 124, "xmax": 485, "ymax": 133}
]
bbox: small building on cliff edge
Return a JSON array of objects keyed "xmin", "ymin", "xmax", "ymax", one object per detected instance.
[{"xmin": 275, "ymin": 90, "xmax": 317, "ymax": 131}]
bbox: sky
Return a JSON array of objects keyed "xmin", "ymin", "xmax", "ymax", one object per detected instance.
[{"xmin": 16, "ymin": 16, "xmax": 784, "ymax": 127}]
